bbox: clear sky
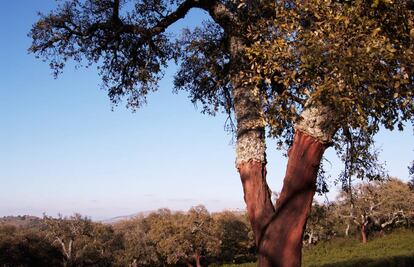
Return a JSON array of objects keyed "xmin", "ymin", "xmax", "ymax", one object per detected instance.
[{"xmin": 0, "ymin": 1, "xmax": 412, "ymax": 220}]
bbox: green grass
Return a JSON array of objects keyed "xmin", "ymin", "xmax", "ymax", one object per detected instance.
[{"xmin": 221, "ymin": 229, "xmax": 414, "ymax": 267}]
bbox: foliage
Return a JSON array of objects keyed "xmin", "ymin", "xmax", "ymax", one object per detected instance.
[
  {"xmin": 409, "ymin": 161, "xmax": 414, "ymax": 190},
  {"xmin": 174, "ymin": 21, "xmax": 232, "ymax": 116},
  {"xmin": 114, "ymin": 215, "xmax": 161, "ymax": 266},
  {"xmin": 247, "ymin": 0, "xmax": 414, "ymax": 141},
  {"xmin": 43, "ymin": 213, "xmax": 122, "ymax": 266},
  {"xmin": 335, "ymin": 178, "xmax": 414, "ymax": 239},
  {"xmin": 0, "ymin": 191, "xmax": 413, "ymax": 266},
  {"xmin": 0, "ymin": 225, "xmax": 62, "ymax": 267},
  {"xmin": 245, "ymin": 0, "xmax": 414, "ymax": 189},
  {"xmin": 116, "ymin": 206, "xmax": 255, "ymax": 266},
  {"xmin": 146, "ymin": 206, "xmax": 220, "ymax": 266},
  {"xmin": 29, "ymin": 0, "xmax": 182, "ymax": 109},
  {"xmin": 28, "ymin": 0, "xmax": 259, "ymax": 114},
  {"xmin": 213, "ymin": 211, "xmax": 255, "ymax": 263},
  {"xmin": 304, "ymin": 202, "xmax": 337, "ymax": 245}
]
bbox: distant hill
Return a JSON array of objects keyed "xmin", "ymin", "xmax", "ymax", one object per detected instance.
[
  {"xmin": 100, "ymin": 210, "xmax": 156, "ymax": 224},
  {"xmin": 101, "ymin": 208, "xmax": 246, "ymax": 224}
]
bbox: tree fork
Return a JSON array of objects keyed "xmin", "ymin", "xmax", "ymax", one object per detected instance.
[{"xmin": 258, "ymin": 130, "xmax": 327, "ymax": 267}]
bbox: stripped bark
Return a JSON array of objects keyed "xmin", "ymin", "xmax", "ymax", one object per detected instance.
[
  {"xmin": 195, "ymin": 253, "xmax": 202, "ymax": 267},
  {"xmin": 254, "ymin": 100, "xmax": 337, "ymax": 266},
  {"xmin": 361, "ymin": 223, "xmax": 368, "ymax": 243},
  {"xmin": 230, "ymin": 34, "xmax": 274, "ymax": 250},
  {"xmin": 259, "ymin": 131, "xmax": 327, "ymax": 267}
]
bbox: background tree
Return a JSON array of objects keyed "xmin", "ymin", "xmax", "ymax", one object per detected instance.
[
  {"xmin": 409, "ymin": 161, "xmax": 414, "ymax": 190},
  {"xmin": 43, "ymin": 214, "xmax": 121, "ymax": 266},
  {"xmin": 372, "ymin": 178, "xmax": 414, "ymax": 231},
  {"xmin": 114, "ymin": 216, "xmax": 161, "ymax": 267},
  {"xmin": 304, "ymin": 202, "xmax": 336, "ymax": 245},
  {"xmin": 335, "ymin": 178, "xmax": 414, "ymax": 243},
  {"xmin": 0, "ymin": 225, "xmax": 62, "ymax": 267},
  {"xmin": 213, "ymin": 211, "xmax": 255, "ymax": 264},
  {"xmin": 144, "ymin": 206, "xmax": 219, "ymax": 267},
  {"xmin": 336, "ymin": 182, "xmax": 382, "ymax": 243}
]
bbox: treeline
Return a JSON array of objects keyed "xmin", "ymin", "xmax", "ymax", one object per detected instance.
[
  {"xmin": 0, "ymin": 207, "xmax": 255, "ymax": 267},
  {"xmin": 1, "ymin": 178, "xmax": 413, "ymax": 267},
  {"xmin": 305, "ymin": 178, "xmax": 414, "ymax": 245}
]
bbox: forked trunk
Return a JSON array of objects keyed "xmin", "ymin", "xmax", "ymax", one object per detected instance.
[
  {"xmin": 229, "ymin": 34, "xmax": 337, "ymax": 266},
  {"xmin": 308, "ymin": 229, "xmax": 314, "ymax": 245},
  {"xmin": 258, "ymin": 131, "xmax": 326, "ymax": 267}
]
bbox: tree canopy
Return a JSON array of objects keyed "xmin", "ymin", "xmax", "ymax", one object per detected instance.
[
  {"xmin": 247, "ymin": 0, "xmax": 414, "ymax": 141},
  {"xmin": 30, "ymin": 0, "xmax": 414, "ymax": 186},
  {"xmin": 244, "ymin": 0, "xmax": 414, "ymax": 187}
]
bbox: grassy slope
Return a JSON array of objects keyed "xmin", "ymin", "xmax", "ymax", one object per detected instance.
[
  {"xmin": 303, "ymin": 229, "xmax": 414, "ymax": 267},
  {"xmin": 221, "ymin": 230, "xmax": 414, "ymax": 267}
]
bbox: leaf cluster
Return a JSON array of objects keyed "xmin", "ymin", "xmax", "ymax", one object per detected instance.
[{"xmin": 246, "ymin": 0, "xmax": 414, "ymax": 143}]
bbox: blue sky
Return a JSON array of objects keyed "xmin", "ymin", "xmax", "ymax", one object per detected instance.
[{"xmin": 0, "ymin": 2, "xmax": 412, "ymax": 220}]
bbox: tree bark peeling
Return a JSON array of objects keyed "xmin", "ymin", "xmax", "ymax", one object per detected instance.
[
  {"xmin": 258, "ymin": 130, "xmax": 326, "ymax": 267},
  {"xmin": 238, "ymin": 161, "xmax": 274, "ymax": 245},
  {"xmin": 236, "ymin": 130, "xmax": 266, "ymax": 166},
  {"xmin": 295, "ymin": 102, "xmax": 338, "ymax": 144}
]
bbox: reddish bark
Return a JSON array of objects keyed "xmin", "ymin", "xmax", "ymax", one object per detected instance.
[
  {"xmin": 195, "ymin": 253, "xmax": 202, "ymax": 267},
  {"xmin": 237, "ymin": 131, "xmax": 327, "ymax": 266},
  {"xmin": 238, "ymin": 160, "xmax": 275, "ymax": 267},
  {"xmin": 361, "ymin": 225, "xmax": 367, "ymax": 243},
  {"xmin": 238, "ymin": 161, "xmax": 275, "ymax": 243},
  {"xmin": 258, "ymin": 131, "xmax": 326, "ymax": 267}
]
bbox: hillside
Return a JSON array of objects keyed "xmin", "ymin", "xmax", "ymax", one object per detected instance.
[
  {"xmin": 0, "ymin": 215, "xmax": 42, "ymax": 228},
  {"xmin": 221, "ymin": 229, "xmax": 414, "ymax": 267}
]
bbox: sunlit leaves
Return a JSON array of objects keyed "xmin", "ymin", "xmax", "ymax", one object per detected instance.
[{"xmin": 247, "ymin": 0, "xmax": 414, "ymax": 138}]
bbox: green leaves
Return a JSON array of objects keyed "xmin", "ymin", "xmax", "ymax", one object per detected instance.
[{"xmin": 245, "ymin": 0, "xmax": 414, "ymax": 149}]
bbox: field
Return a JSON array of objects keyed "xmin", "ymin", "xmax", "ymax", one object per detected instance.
[{"xmin": 221, "ymin": 229, "xmax": 414, "ymax": 267}]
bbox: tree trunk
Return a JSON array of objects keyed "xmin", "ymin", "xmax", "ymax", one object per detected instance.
[
  {"xmin": 308, "ymin": 229, "xmax": 314, "ymax": 245},
  {"xmin": 345, "ymin": 223, "xmax": 350, "ymax": 237},
  {"xmin": 229, "ymin": 35, "xmax": 273, "ymax": 266},
  {"xmin": 239, "ymin": 161, "xmax": 275, "ymax": 244},
  {"xmin": 130, "ymin": 259, "xmax": 138, "ymax": 267},
  {"xmin": 195, "ymin": 253, "xmax": 202, "ymax": 267},
  {"xmin": 229, "ymin": 35, "xmax": 337, "ymax": 266},
  {"xmin": 258, "ymin": 131, "xmax": 326, "ymax": 267},
  {"xmin": 361, "ymin": 224, "xmax": 367, "ymax": 243}
]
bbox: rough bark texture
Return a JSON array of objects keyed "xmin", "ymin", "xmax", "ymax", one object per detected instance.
[
  {"xmin": 231, "ymin": 36, "xmax": 266, "ymax": 166},
  {"xmin": 295, "ymin": 101, "xmax": 337, "ymax": 144},
  {"xmin": 230, "ymin": 34, "xmax": 271, "ymax": 249},
  {"xmin": 258, "ymin": 131, "xmax": 326, "ymax": 267},
  {"xmin": 230, "ymin": 35, "xmax": 273, "ymax": 265}
]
